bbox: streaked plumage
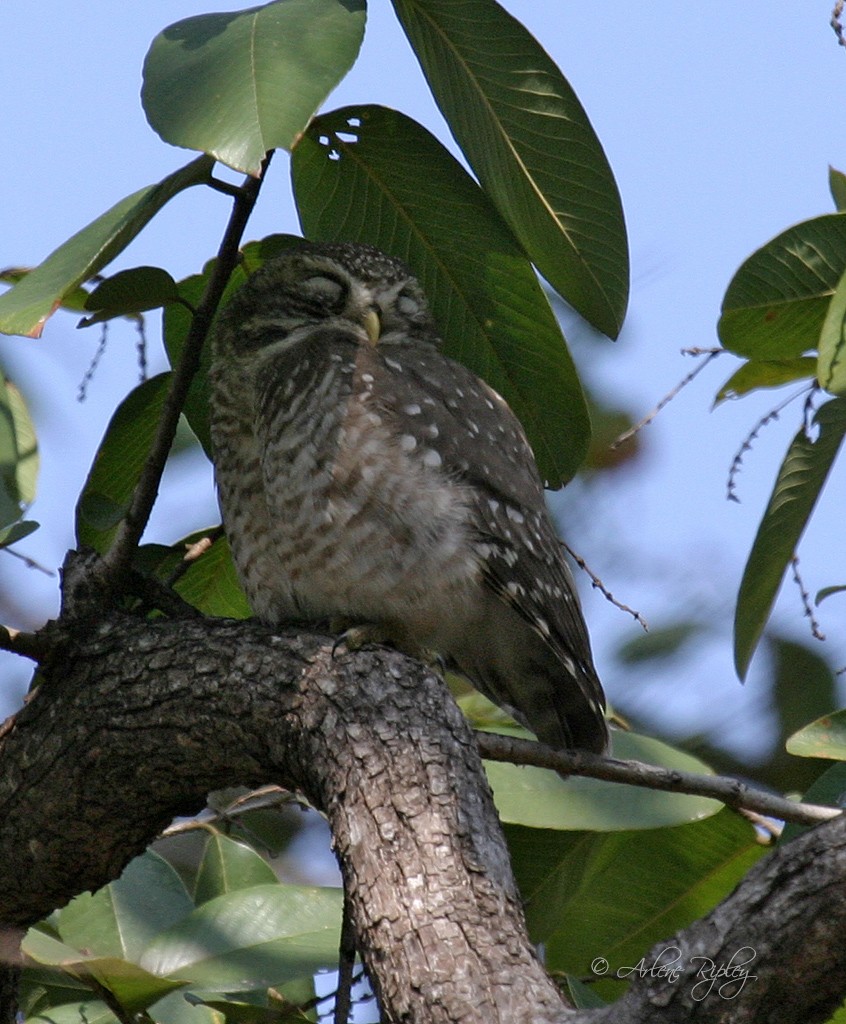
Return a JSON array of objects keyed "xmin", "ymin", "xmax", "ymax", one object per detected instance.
[{"xmin": 210, "ymin": 241, "xmax": 608, "ymax": 754}]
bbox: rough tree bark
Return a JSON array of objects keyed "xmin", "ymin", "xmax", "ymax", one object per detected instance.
[{"xmin": 1, "ymin": 610, "xmax": 846, "ymax": 1023}]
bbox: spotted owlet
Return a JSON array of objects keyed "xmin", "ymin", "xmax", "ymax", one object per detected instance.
[{"xmin": 209, "ymin": 241, "xmax": 608, "ymax": 755}]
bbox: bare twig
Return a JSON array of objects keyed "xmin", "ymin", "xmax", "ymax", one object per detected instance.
[
  {"xmin": 726, "ymin": 387, "xmax": 809, "ymax": 502},
  {"xmin": 77, "ymin": 323, "xmax": 109, "ymax": 401},
  {"xmin": 610, "ymin": 348, "xmax": 722, "ymax": 449},
  {"xmin": 791, "ymin": 555, "xmax": 826, "ymax": 641},
  {"xmin": 91, "ymin": 153, "xmax": 273, "ymax": 596},
  {"xmin": 475, "ymin": 731, "xmax": 843, "ymax": 827},
  {"xmin": 562, "ymin": 541, "xmax": 648, "ymax": 631},
  {"xmin": 0, "ymin": 626, "xmax": 44, "ymax": 662},
  {"xmin": 3, "ymin": 548, "xmax": 55, "ymax": 576}
]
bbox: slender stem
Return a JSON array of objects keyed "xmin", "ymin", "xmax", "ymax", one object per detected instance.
[
  {"xmin": 334, "ymin": 888, "xmax": 357, "ymax": 1024},
  {"xmin": 95, "ymin": 151, "xmax": 273, "ymax": 592},
  {"xmin": 475, "ymin": 730, "xmax": 842, "ymax": 827}
]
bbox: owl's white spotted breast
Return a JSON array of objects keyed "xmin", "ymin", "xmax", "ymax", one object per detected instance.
[{"xmin": 211, "ymin": 324, "xmax": 484, "ymax": 644}]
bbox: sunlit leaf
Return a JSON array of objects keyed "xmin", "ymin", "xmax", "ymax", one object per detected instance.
[
  {"xmin": 142, "ymin": 0, "xmax": 366, "ymax": 175},
  {"xmin": 391, "ymin": 0, "xmax": 628, "ymax": 336},
  {"xmin": 141, "ymin": 884, "xmax": 342, "ymax": 990},
  {"xmin": 0, "ymin": 156, "xmax": 213, "ymax": 338},
  {"xmin": 293, "ymin": 104, "xmax": 590, "ymax": 485},
  {"xmin": 714, "ymin": 357, "xmax": 816, "ymax": 405},
  {"xmin": 719, "ymin": 213, "xmax": 846, "ymax": 360},
  {"xmin": 734, "ymin": 398, "xmax": 846, "ymax": 679},
  {"xmin": 786, "ymin": 709, "xmax": 846, "ymax": 761}
]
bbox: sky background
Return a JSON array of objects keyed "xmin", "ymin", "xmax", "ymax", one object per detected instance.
[{"xmin": 1, "ymin": 2, "xmax": 845, "ymax": 764}]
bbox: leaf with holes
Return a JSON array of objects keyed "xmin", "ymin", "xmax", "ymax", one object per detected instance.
[
  {"xmin": 142, "ymin": 0, "xmax": 366, "ymax": 175},
  {"xmin": 292, "ymin": 104, "xmax": 589, "ymax": 486},
  {"xmin": 0, "ymin": 156, "xmax": 213, "ymax": 338},
  {"xmin": 734, "ymin": 398, "xmax": 846, "ymax": 679},
  {"xmin": 719, "ymin": 213, "xmax": 846, "ymax": 360},
  {"xmin": 391, "ymin": 0, "xmax": 628, "ymax": 337}
]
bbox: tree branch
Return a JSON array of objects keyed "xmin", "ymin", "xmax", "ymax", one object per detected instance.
[
  {"xmin": 90, "ymin": 153, "xmax": 273, "ymax": 596},
  {"xmin": 2, "ymin": 611, "xmax": 846, "ymax": 1023},
  {"xmin": 476, "ymin": 732, "xmax": 841, "ymax": 827}
]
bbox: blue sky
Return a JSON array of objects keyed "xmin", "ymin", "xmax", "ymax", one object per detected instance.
[{"xmin": 1, "ymin": 2, "xmax": 845, "ymax": 756}]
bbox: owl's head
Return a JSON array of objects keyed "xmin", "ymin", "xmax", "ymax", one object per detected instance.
[{"xmin": 214, "ymin": 241, "xmax": 439, "ymax": 357}]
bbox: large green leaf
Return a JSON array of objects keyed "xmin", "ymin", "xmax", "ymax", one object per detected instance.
[
  {"xmin": 142, "ymin": 0, "xmax": 367, "ymax": 175},
  {"xmin": 506, "ymin": 809, "xmax": 762, "ymax": 996},
  {"xmin": 194, "ymin": 834, "xmax": 278, "ymax": 905},
  {"xmin": 76, "ymin": 374, "xmax": 172, "ymax": 553},
  {"xmin": 484, "ymin": 730, "xmax": 720, "ymax": 831},
  {"xmin": 719, "ymin": 213, "xmax": 846, "ymax": 360},
  {"xmin": 293, "ymin": 104, "xmax": 590, "ymax": 485},
  {"xmin": 56, "ymin": 852, "xmax": 194, "ymax": 964},
  {"xmin": 0, "ymin": 156, "xmax": 213, "ymax": 338},
  {"xmin": 735, "ymin": 399, "xmax": 846, "ymax": 679},
  {"xmin": 141, "ymin": 884, "xmax": 342, "ymax": 990},
  {"xmin": 818, "ymin": 266, "xmax": 846, "ymax": 395},
  {"xmin": 391, "ymin": 0, "xmax": 628, "ymax": 337},
  {"xmin": 22, "ymin": 931, "xmax": 186, "ymax": 1015}
]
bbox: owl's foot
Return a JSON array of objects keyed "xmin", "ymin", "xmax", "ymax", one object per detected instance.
[{"xmin": 330, "ymin": 619, "xmax": 443, "ymax": 674}]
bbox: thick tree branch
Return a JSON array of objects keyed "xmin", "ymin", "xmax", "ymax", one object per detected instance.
[{"xmin": 2, "ymin": 612, "xmax": 846, "ymax": 1023}]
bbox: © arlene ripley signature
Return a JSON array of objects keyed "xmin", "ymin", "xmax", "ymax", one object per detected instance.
[{"xmin": 609, "ymin": 945, "xmax": 758, "ymax": 1001}]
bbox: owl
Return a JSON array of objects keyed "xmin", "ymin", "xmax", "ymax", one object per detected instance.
[{"xmin": 209, "ymin": 241, "xmax": 608, "ymax": 755}]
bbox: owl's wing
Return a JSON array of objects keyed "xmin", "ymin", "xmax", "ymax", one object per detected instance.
[{"xmin": 375, "ymin": 343, "xmax": 608, "ymax": 753}]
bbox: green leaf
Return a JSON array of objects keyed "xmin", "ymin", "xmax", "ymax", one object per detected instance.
[
  {"xmin": 142, "ymin": 0, "xmax": 367, "ymax": 176},
  {"xmin": 140, "ymin": 884, "xmax": 342, "ymax": 990},
  {"xmin": 194, "ymin": 834, "xmax": 278, "ymax": 904},
  {"xmin": 3, "ymin": 376, "xmax": 38, "ymax": 506},
  {"xmin": 0, "ymin": 520, "xmax": 38, "ymax": 548},
  {"xmin": 142, "ymin": 531, "xmax": 251, "ymax": 618},
  {"xmin": 76, "ymin": 374, "xmax": 171, "ymax": 552},
  {"xmin": 786, "ymin": 709, "xmax": 846, "ymax": 760},
  {"xmin": 23, "ymin": 931, "xmax": 186, "ymax": 1015},
  {"xmin": 714, "ymin": 357, "xmax": 816, "ymax": 405},
  {"xmin": 485, "ymin": 730, "xmax": 721, "ymax": 831},
  {"xmin": 57, "ymin": 852, "xmax": 194, "ymax": 964},
  {"xmin": 80, "ymin": 266, "xmax": 180, "ymax": 327},
  {"xmin": 719, "ymin": 213, "xmax": 846, "ymax": 360},
  {"xmin": 830, "ymin": 166, "xmax": 846, "ymax": 212},
  {"xmin": 817, "ymin": 584, "xmax": 846, "ymax": 604},
  {"xmin": 780, "ymin": 762, "xmax": 846, "ymax": 845},
  {"xmin": 293, "ymin": 104, "xmax": 590, "ymax": 485},
  {"xmin": 734, "ymin": 399, "xmax": 846, "ymax": 679},
  {"xmin": 615, "ymin": 621, "xmax": 703, "ymax": 665},
  {"xmin": 0, "ymin": 156, "xmax": 213, "ymax": 338},
  {"xmin": 174, "ymin": 534, "xmax": 251, "ymax": 618},
  {"xmin": 391, "ymin": 0, "xmax": 628, "ymax": 337},
  {"xmin": 819, "ymin": 266, "xmax": 846, "ymax": 395},
  {"xmin": 506, "ymin": 809, "xmax": 762, "ymax": 992}
]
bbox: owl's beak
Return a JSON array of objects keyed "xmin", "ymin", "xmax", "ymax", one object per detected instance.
[{"xmin": 362, "ymin": 307, "xmax": 381, "ymax": 346}]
